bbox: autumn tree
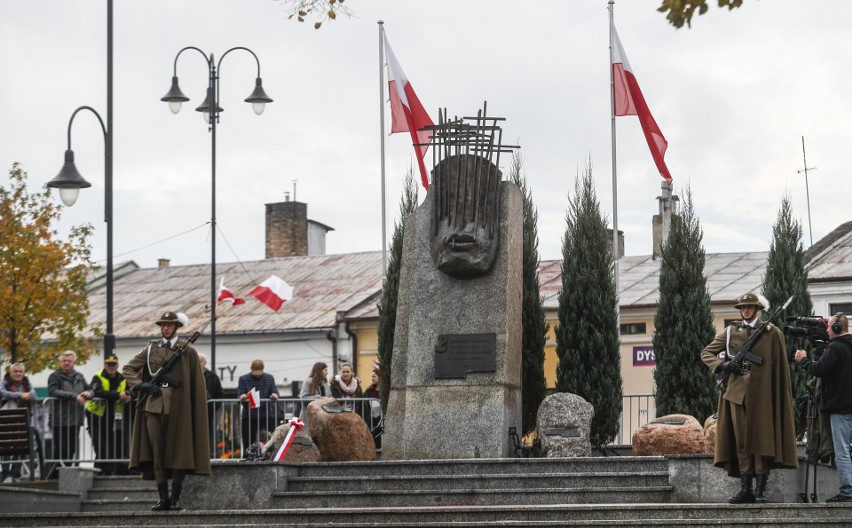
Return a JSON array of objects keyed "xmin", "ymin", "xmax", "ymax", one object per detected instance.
[
  {"xmin": 762, "ymin": 195, "xmax": 812, "ymax": 416},
  {"xmin": 652, "ymin": 187, "xmax": 717, "ymax": 421},
  {"xmin": 376, "ymin": 167, "xmax": 419, "ymax": 412},
  {"xmin": 555, "ymin": 162, "xmax": 622, "ymax": 448},
  {"xmin": 275, "ymin": 0, "xmax": 351, "ymax": 29},
  {"xmin": 509, "ymin": 153, "xmax": 549, "ymax": 436},
  {"xmin": 0, "ymin": 163, "xmax": 96, "ymax": 374},
  {"xmin": 658, "ymin": 0, "xmax": 744, "ymax": 28}
]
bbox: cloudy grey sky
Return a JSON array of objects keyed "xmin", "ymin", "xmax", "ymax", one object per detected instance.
[{"xmin": 1, "ymin": 0, "xmax": 848, "ymax": 271}]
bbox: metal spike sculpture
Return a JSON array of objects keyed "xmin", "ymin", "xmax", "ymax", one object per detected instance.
[{"xmin": 419, "ymin": 102, "xmax": 519, "ymax": 278}]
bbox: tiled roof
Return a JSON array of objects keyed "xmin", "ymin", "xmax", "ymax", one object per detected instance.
[{"xmin": 89, "ymin": 222, "xmax": 852, "ymax": 337}]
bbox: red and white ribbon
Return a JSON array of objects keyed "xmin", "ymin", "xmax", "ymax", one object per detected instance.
[
  {"xmin": 273, "ymin": 417, "xmax": 306, "ymax": 462},
  {"xmin": 247, "ymin": 388, "xmax": 260, "ymax": 409}
]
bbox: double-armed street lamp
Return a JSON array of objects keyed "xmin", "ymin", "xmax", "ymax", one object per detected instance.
[{"xmin": 160, "ymin": 46, "xmax": 272, "ymax": 372}]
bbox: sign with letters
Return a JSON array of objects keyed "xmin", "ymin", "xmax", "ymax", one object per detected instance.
[{"xmin": 633, "ymin": 346, "xmax": 655, "ymax": 366}]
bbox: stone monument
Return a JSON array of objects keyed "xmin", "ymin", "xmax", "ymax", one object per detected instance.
[{"xmin": 383, "ymin": 105, "xmax": 522, "ymax": 459}]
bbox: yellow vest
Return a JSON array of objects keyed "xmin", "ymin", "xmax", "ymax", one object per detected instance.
[{"xmin": 85, "ymin": 369, "xmax": 127, "ymax": 416}]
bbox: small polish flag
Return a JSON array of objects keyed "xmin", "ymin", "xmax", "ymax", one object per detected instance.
[
  {"xmin": 247, "ymin": 388, "xmax": 261, "ymax": 409},
  {"xmin": 217, "ymin": 277, "xmax": 245, "ymax": 306},
  {"xmin": 274, "ymin": 417, "xmax": 306, "ymax": 462},
  {"xmin": 247, "ymin": 275, "xmax": 294, "ymax": 312}
]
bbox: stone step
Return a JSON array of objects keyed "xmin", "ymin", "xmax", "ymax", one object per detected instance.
[
  {"xmin": 90, "ymin": 475, "xmax": 155, "ymax": 490},
  {"xmin": 2, "ymin": 503, "xmax": 851, "ymax": 526},
  {"xmin": 85, "ymin": 486, "xmax": 158, "ymax": 501},
  {"xmin": 271, "ymin": 485, "xmax": 674, "ymax": 508},
  {"xmin": 287, "ymin": 456, "xmax": 669, "ymax": 478},
  {"xmin": 80, "ymin": 498, "xmax": 157, "ymax": 512},
  {"xmin": 285, "ymin": 471, "xmax": 671, "ymax": 492}
]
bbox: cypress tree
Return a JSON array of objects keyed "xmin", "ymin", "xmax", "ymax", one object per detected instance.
[
  {"xmin": 762, "ymin": 195, "xmax": 812, "ymax": 424},
  {"xmin": 376, "ymin": 169, "xmax": 419, "ymax": 412},
  {"xmin": 554, "ymin": 162, "xmax": 621, "ymax": 447},
  {"xmin": 509, "ymin": 153, "xmax": 549, "ymax": 436},
  {"xmin": 652, "ymin": 187, "xmax": 717, "ymax": 421}
]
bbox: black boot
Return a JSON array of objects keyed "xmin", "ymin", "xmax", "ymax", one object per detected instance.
[
  {"xmin": 170, "ymin": 483, "xmax": 183, "ymax": 510},
  {"xmin": 728, "ymin": 475, "xmax": 755, "ymax": 504},
  {"xmin": 151, "ymin": 482, "xmax": 170, "ymax": 511},
  {"xmin": 754, "ymin": 473, "xmax": 768, "ymax": 503}
]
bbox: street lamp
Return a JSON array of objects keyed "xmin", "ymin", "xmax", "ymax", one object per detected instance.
[
  {"xmin": 47, "ymin": 105, "xmax": 115, "ymax": 359},
  {"xmin": 161, "ymin": 46, "xmax": 272, "ymax": 372}
]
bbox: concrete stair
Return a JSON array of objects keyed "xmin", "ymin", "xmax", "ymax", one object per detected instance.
[{"xmin": 80, "ymin": 475, "xmax": 157, "ymax": 512}]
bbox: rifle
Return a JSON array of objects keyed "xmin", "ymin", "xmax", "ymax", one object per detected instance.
[
  {"xmin": 134, "ymin": 320, "xmax": 210, "ymax": 410},
  {"xmin": 717, "ymin": 295, "xmax": 794, "ymax": 392}
]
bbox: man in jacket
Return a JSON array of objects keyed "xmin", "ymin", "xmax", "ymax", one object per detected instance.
[
  {"xmin": 701, "ymin": 292, "xmax": 798, "ymax": 503},
  {"xmin": 237, "ymin": 359, "xmax": 280, "ymax": 447},
  {"xmin": 124, "ymin": 311, "xmax": 210, "ymax": 511},
  {"xmin": 86, "ymin": 355, "xmax": 132, "ymax": 476},
  {"xmin": 198, "ymin": 352, "xmax": 224, "ymax": 457},
  {"xmin": 795, "ymin": 312, "xmax": 852, "ymax": 503},
  {"xmin": 47, "ymin": 351, "xmax": 92, "ymax": 479}
]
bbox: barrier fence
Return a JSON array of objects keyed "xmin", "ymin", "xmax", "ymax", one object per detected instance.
[{"xmin": 6, "ymin": 394, "xmax": 651, "ymax": 477}]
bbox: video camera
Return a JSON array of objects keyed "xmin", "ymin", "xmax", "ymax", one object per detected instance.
[{"xmin": 784, "ymin": 316, "xmax": 830, "ymax": 356}]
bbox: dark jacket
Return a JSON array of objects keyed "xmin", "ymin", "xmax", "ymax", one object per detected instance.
[
  {"xmin": 47, "ymin": 368, "xmax": 89, "ymax": 427},
  {"xmin": 800, "ymin": 334, "xmax": 852, "ymax": 415},
  {"xmin": 203, "ymin": 368, "xmax": 224, "ymax": 401},
  {"xmin": 0, "ymin": 374, "xmax": 34, "ymax": 409}
]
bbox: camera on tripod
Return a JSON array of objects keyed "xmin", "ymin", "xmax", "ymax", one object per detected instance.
[{"xmin": 784, "ymin": 316, "xmax": 830, "ymax": 354}]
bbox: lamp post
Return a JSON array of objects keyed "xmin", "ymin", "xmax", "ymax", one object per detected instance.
[
  {"xmin": 161, "ymin": 47, "xmax": 272, "ymax": 373},
  {"xmin": 47, "ymin": 106, "xmax": 115, "ymax": 359},
  {"xmin": 47, "ymin": 0, "xmax": 115, "ymax": 361}
]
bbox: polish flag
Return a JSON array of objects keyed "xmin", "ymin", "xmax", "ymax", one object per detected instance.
[
  {"xmin": 273, "ymin": 417, "xmax": 306, "ymax": 462},
  {"xmin": 247, "ymin": 388, "xmax": 261, "ymax": 409},
  {"xmin": 217, "ymin": 277, "xmax": 245, "ymax": 306},
  {"xmin": 247, "ymin": 275, "xmax": 294, "ymax": 311},
  {"xmin": 385, "ymin": 33, "xmax": 434, "ymax": 190},
  {"xmin": 611, "ymin": 21, "xmax": 673, "ymax": 185}
]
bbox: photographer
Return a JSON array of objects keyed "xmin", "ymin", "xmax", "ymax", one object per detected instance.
[{"xmin": 795, "ymin": 312, "xmax": 852, "ymax": 503}]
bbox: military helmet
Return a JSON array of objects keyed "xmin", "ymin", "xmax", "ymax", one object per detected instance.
[
  {"xmin": 155, "ymin": 311, "xmax": 183, "ymax": 327},
  {"xmin": 733, "ymin": 292, "xmax": 765, "ymax": 310}
]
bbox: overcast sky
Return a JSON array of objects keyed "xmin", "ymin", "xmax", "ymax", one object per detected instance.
[{"xmin": 1, "ymin": 0, "xmax": 849, "ymax": 272}]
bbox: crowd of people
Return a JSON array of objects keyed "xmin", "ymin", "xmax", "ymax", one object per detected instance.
[{"xmin": 0, "ymin": 309, "xmax": 385, "ymax": 497}]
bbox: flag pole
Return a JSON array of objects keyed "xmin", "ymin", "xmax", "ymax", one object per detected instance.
[
  {"xmin": 608, "ymin": 0, "xmax": 620, "ymax": 323},
  {"xmin": 378, "ymin": 20, "xmax": 388, "ymax": 273}
]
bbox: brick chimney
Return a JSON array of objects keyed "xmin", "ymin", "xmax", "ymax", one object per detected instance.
[{"xmin": 265, "ymin": 199, "xmax": 308, "ymax": 258}]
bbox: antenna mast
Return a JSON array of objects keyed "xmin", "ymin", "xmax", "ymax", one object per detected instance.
[{"xmin": 796, "ymin": 136, "xmax": 816, "ymax": 246}]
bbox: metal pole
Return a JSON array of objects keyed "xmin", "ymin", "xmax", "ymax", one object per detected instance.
[
  {"xmin": 608, "ymin": 0, "xmax": 620, "ymax": 323},
  {"xmin": 104, "ymin": 0, "xmax": 115, "ymax": 360},
  {"xmin": 798, "ymin": 136, "xmax": 815, "ymax": 246},
  {"xmin": 378, "ymin": 21, "xmax": 387, "ymax": 273},
  {"xmin": 210, "ymin": 54, "xmax": 218, "ymax": 372}
]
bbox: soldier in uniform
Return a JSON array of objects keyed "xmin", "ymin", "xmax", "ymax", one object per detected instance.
[
  {"xmin": 124, "ymin": 311, "xmax": 210, "ymax": 511},
  {"xmin": 701, "ymin": 292, "xmax": 798, "ymax": 503}
]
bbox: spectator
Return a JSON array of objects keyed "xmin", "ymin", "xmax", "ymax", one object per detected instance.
[
  {"xmin": 86, "ymin": 355, "xmax": 132, "ymax": 476},
  {"xmin": 795, "ymin": 313, "xmax": 852, "ymax": 503},
  {"xmin": 237, "ymin": 359, "xmax": 280, "ymax": 447},
  {"xmin": 47, "ymin": 351, "xmax": 92, "ymax": 478},
  {"xmin": 198, "ymin": 353, "xmax": 225, "ymax": 458},
  {"xmin": 1, "ymin": 363, "xmax": 34, "ymax": 483},
  {"xmin": 330, "ymin": 362, "xmax": 363, "ymax": 413},
  {"xmin": 298, "ymin": 362, "xmax": 330, "ymax": 424},
  {"xmin": 362, "ymin": 368, "xmax": 382, "ymax": 450}
]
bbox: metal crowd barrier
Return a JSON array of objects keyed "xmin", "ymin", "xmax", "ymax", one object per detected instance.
[{"xmin": 32, "ymin": 396, "xmax": 383, "ymax": 473}]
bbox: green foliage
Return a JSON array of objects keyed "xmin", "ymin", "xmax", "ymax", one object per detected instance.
[
  {"xmin": 509, "ymin": 153, "xmax": 549, "ymax": 436},
  {"xmin": 652, "ymin": 187, "xmax": 717, "ymax": 422},
  {"xmin": 657, "ymin": 0, "xmax": 744, "ymax": 28},
  {"xmin": 762, "ymin": 195, "xmax": 812, "ymax": 413},
  {"xmin": 0, "ymin": 163, "xmax": 96, "ymax": 374},
  {"xmin": 554, "ymin": 161, "xmax": 621, "ymax": 447},
  {"xmin": 376, "ymin": 167, "xmax": 418, "ymax": 412}
]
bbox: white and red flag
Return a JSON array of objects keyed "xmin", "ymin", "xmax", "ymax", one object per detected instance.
[
  {"xmin": 384, "ymin": 33, "xmax": 434, "ymax": 189},
  {"xmin": 247, "ymin": 275, "xmax": 294, "ymax": 311},
  {"xmin": 273, "ymin": 417, "xmax": 306, "ymax": 462},
  {"xmin": 217, "ymin": 277, "xmax": 245, "ymax": 306},
  {"xmin": 611, "ymin": 21, "xmax": 672, "ymax": 184},
  {"xmin": 247, "ymin": 388, "xmax": 261, "ymax": 409}
]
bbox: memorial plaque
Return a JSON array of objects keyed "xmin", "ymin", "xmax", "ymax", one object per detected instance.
[
  {"xmin": 542, "ymin": 427, "xmax": 582, "ymax": 438},
  {"xmin": 434, "ymin": 333, "xmax": 497, "ymax": 379},
  {"xmin": 651, "ymin": 418, "xmax": 686, "ymax": 426}
]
